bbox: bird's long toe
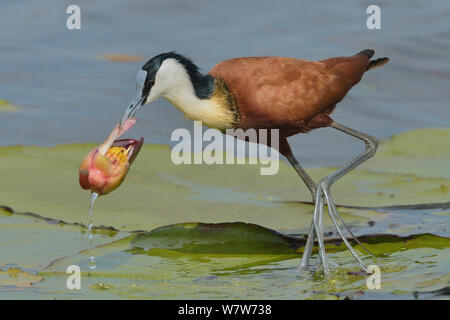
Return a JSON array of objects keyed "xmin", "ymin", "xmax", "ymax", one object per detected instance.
[{"xmin": 321, "ymin": 182, "xmax": 369, "ymax": 272}]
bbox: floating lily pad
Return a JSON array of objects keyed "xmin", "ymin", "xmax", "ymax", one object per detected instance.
[
  {"xmin": 0, "ymin": 143, "xmax": 380, "ymax": 233},
  {"xmin": 37, "ymin": 222, "xmax": 450, "ymax": 299},
  {"xmin": 0, "ymin": 99, "xmax": 19, "ymax": 113},
  {"xmin": 361, "ymin": 128, "xmax": 450, "ymax": 179},
  {"xmin": 1, "ymin": 128, "xmax": 449, "ymax": 233},
  {"xmin": 0, "ymin": 267, "xmax": 42, "ymax": 289},
  {"xmin": 0, "ymin": 206, "xmax": 122, "ymax": 273},
  {"xmin": 1, "ymin": 128, "xmax": 449, "ymax": 299}
]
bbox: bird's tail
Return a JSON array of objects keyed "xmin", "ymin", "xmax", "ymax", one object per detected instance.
[{"xmin": 357, "ymin": 49, "xmax": 389, "ymax": 71}]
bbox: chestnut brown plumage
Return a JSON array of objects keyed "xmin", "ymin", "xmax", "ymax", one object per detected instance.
[{"xmin": 208, "ymin": 50, "xmax": 387, "ymax": 157}]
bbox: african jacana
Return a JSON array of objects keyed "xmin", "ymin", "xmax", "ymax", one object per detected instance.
[{"xmin": 120, "ymin": 49, "xmax": 389, "ymax": 276}]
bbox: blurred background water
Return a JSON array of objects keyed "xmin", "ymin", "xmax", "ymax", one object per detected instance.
[{"xmin": 0, "ymin": 0, "xmax": 449, "ymax": 167}]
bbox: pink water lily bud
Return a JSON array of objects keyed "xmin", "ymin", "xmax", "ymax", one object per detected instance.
[{"xmin": 79, "ymin": 118, "xmax": 143, "ymax": 195}]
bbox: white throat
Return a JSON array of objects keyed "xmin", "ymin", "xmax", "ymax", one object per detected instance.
[{"xmin": 156, "ymin": 58, "xmax": 234, "ymax": 130}]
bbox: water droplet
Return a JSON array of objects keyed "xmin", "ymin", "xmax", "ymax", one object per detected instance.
[
  {"xmin": 88, "ymin": 256, "xmax": 96, "ymax": 270},
  {"xmin": 87, "ymin": 192, "xmax": 99, "ymax": 270}
]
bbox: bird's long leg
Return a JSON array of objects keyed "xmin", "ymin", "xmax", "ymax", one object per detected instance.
[
  {"xmin": 286, "ymin": 155, "xmax": 317, "ymax": 201},
  {"xmin": 286, "ymin": 155, "xmax": 318, "ymax": 272},
  {"xmin": 313, "ymin": 187, "xmax": 330, "ymax": 275},
  {"xmin": 300, "ymin": 224, "xmax": 316, "ymax": 271},
  {"xmin": 319, "ymin": 121, "xmax": 379, "ymax": 271}
]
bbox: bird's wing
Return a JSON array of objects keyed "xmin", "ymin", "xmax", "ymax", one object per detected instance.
[{"xmin": 209, "ymin": 55, "xmax": 369, "ymax": 131}]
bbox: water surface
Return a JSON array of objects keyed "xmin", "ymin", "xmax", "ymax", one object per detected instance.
[{"xmin": 1, "ymin": 0, "xmax": 449, "ymax": 166}]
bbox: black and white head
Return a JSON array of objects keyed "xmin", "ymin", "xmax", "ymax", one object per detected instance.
[{"xmin": 120, "ymin": 52, "xmax": 214, "ymax": 126}]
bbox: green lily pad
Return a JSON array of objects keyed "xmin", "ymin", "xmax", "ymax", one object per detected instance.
[
  {"xmin": 0, "ymin": 267, "xmax": 42, "ymax": 289},
  {"xmin": 0, "ymin": 206, "xmax": 121, "ymax": 274},
  {"xmin": 0, "ymin": 99, "xmax": 19, "ymax": 113},
  {"xmin": 1, "ymin": 128, "xmax": 449, "ymax": 233},
  {"xmin": 129, "ymin": 222, "xmax": 301, "ymax": 255},
  {"xmin": 36, "ymin": 222, "xmax": 450, "ymax": 299},
  {"xmin": 0, "ymin": 143, "xmax": 378, "ymax": 233},
  {"xmin": 361, "ymin": 127, "xmax": 450, "ymax": 178},
  {"xmin": 1, "ymin": 127, "xmax": 449, "ymax": 299}
]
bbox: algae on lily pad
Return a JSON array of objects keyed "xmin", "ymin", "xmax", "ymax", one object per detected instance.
[{"xmin": 0, "ymin": 267, "xmax": 42, "ymax": 289}]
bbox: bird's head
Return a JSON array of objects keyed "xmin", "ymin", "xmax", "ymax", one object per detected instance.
[{"xmin": 120, "ymin": 52, "xmax": 213, "ymax": 127}]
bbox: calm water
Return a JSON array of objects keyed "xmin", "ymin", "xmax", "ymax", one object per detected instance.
[{"xmin": 1, "ymin": 0, "xmax": 449, "ymax": 167}]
